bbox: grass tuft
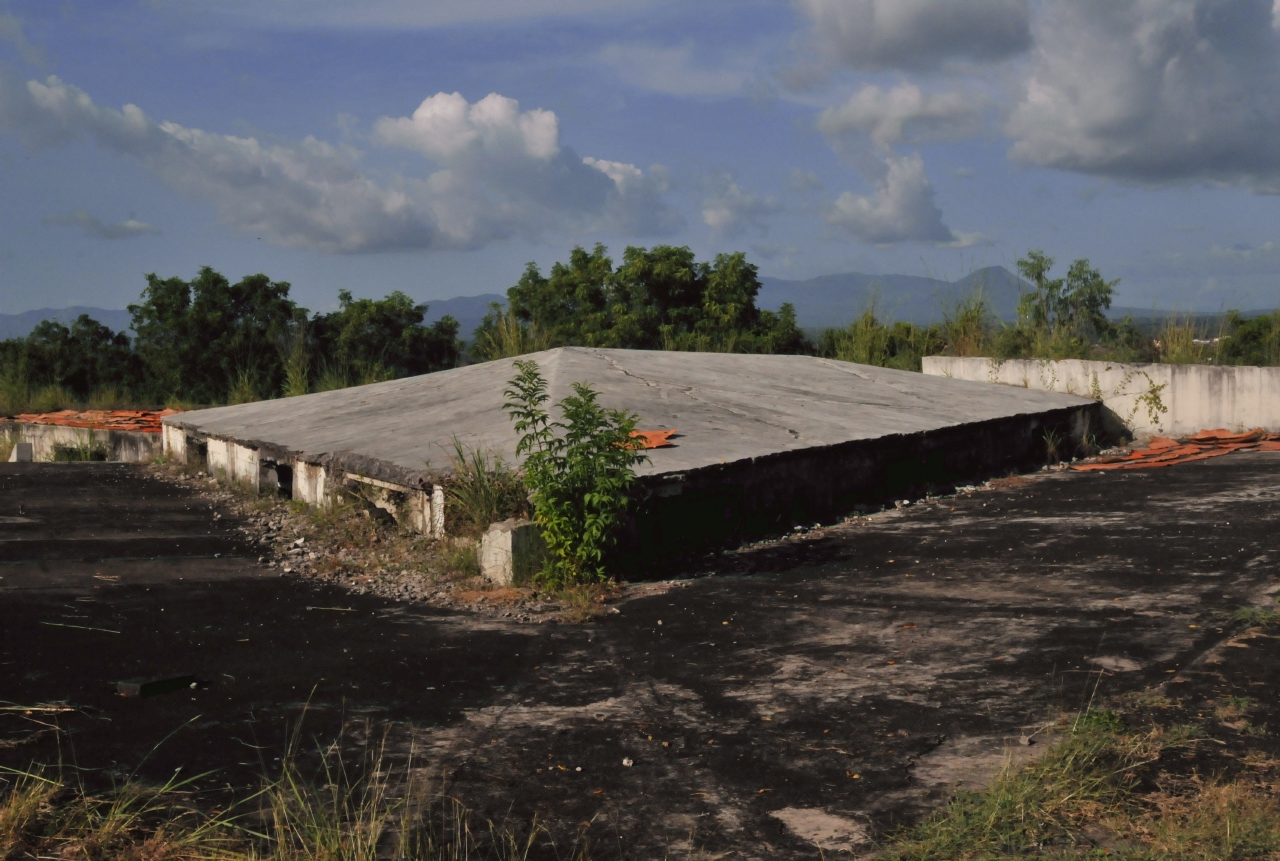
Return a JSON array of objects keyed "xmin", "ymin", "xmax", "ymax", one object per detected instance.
[{"xmin": 442, "ymin": 439, "xmax": 528, "ymax": 539}]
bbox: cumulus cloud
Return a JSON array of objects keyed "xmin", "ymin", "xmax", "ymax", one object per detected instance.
[
  {"xmin": 373, "ymin": 91, "xmax": 559, "ymax": 162},
  {"xmin": 1006, "ymin": 0, "xmax": 1280, "ymax": 190},
  {"xmin": 794, "ymin": 0, "xmax": 1031, "ymax": 71},
  {"xmin": 825, "ymin": 153, "xmax": 954, "ymax": 244},
  {"xmin": 700, "ymin": 174, "xmax": 781, "ymax": 237},
  {"xmin": 0, "ymin": 74, "xmax": 680, "ymax": 252},
  {"xmin": 44, "ymin": 210, "xmax": 159, "ymax": 239},
  {"xmin": 818, "ymin": 83, "xmax": 985, "ymax": 150}
]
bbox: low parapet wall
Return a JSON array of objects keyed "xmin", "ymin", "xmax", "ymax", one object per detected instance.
[
  {"xmin": 0, "ymin": 421, "xmax": 162, "ymax": 462},
  {"xmin": 922, "ymin": 357, "xmax": 1280, "ymax": 439},
  {"xmin": 162, "ymin": 423, "xmax": 446, "ymax": 539}
]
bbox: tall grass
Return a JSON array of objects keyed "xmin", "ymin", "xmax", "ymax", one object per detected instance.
[
  {"xmin": 0, "ymin": 727, "xmax": 553, "ymax": 861},
  {"xmin": 941, "ymin": 291, "xmax": 991, "ymax": 357},
  {"xmin": 473, "ymin": 310, "xmax": 549, "ymax": 361},
  {"xmin": 282, "ymin": 329, "xmax": 310, "ymax": 398},
  {"xmin": 226, "ymin": 370, "xmax": 260, "ymax": 406},
  {"xmin": 820, "ymin": 304, "xmax": 941, "ymax": 371},
  {"xmin": 442, "ymin": 439, "xmax": 529, "ymax": 538}
]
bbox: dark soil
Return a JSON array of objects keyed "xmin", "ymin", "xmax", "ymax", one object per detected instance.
[{"xmin": 2, "ymin": 455, "xmax": 1278, "ymax": 857}]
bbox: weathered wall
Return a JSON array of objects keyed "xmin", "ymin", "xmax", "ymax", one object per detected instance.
[
  {"xmin": 619, "ymin": 402, "xmax": 1099, "ymax": 571},
  {"xmin": 922, "ymin": 357, "xmax": 1280, "ymax": 438},
  {"xmin": 0, "ymin": 421, "xmax": 162, "ymax": 462}
]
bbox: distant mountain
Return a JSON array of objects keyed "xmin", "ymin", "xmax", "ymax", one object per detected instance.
[
  {"xmin": 421, "ymin": 293, "xmax": 504, "ymax": 341},
  {"xmin": 757, "ymin": 265, "xmax": 1028, "ymax": 329},
  {"xmin": 0, "ymin": 307, "xmax": 133, "ymax": 340}
]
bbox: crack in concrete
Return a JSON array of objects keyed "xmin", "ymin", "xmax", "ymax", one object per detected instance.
[{"xmin": 596, "ymin": 350, "xmax": 806, "ymax": 442}]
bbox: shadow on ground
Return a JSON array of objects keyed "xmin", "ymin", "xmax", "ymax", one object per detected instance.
[{"xmin": 2, "ymin": 458, "xmax": 1278, "ymax": 857}]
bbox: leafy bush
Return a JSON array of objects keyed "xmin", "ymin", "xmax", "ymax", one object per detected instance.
[{"xmin": 504, "ymin": 359, "xmax": 648, "ymax": 586}]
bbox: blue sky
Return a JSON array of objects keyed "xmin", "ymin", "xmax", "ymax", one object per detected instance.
[{"xmin": 2, "ymin": 0, "xmax": 1280, "ymax": 318}]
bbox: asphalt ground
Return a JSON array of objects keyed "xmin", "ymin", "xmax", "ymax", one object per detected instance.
[{"xmin": 2, "ymin": 458, "xmax": 1279, "ymax": 857}]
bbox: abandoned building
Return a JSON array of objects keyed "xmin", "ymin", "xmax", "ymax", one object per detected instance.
[{"xmin": 160, "ymin": 348, "xmax": 1098, "ymax": 567}]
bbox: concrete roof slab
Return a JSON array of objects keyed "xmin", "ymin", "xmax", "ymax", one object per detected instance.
[{"xmin": 166, "ymin": 348, "xmax": 1092, "ymax": 477}]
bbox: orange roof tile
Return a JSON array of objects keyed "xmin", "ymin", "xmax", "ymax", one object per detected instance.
[{"xmin": 6, "ymin": 408, "xmax": 180, "ymax": 433}]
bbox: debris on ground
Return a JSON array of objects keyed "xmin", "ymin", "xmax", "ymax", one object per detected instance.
[
  {"xmin": 1072, "ymin": 427, "xmax": 1280, "ymax": 471},
  {"xmin": 147, "ymin": 460, "xmax": 613, "ymax": 623}
]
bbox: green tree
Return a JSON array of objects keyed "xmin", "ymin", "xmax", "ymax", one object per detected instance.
[
  {"xmin": 22, "ymin": 315, "xmax": 138, "ymax": 398},
  {"xmin": 504, "ymin": 360, "xmax": 648, "ymax": 585},
  {"xmin": 1015, "ymin": 250, "xmax": 1118, "ymax": 341},
  {"xmin": 311, "ymin": 290, "xmax": 460, "ymax": 384},
  {"xmin": 474, "ymin": 243, "xmax": 811, "ymax": 357},
  {"xmin": 129, "ymin": 267, "xmax": 300, "ymax": 403}
]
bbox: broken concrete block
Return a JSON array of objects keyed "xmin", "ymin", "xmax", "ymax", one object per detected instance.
[
  {"xmin": 7, "ymin": 442, "xmax": 32, "ymax": 463},
  {"xmin": 480, "ymin": 518, "xmax": 545, "ymax": 586}
]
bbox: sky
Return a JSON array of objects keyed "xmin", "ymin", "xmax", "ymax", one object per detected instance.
[{"xmin": 2, "ymin": 0, "xmax": 1280, "ymax": 318}]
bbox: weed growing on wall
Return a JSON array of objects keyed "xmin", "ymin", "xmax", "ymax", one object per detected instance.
[{"xmin": 504, "ymin": 360, "xmax": 648, "ymax": 586}]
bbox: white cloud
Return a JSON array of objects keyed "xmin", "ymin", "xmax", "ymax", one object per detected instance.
[
  {"xmin": 372, "ymin": 92, "xmax": 558, "ymax": 162},
  {"xmin": 941, "ymin": 230, "xmax": 993, "ymax": 249},
  {"xmin": 0, "ymin": 11, "xmax": 44, "ymax": 66},
  {"xmin": 1006, "ymin": 0, "xmax": 1280, "ymax": 190},
  {"xmin": 818, "ymin": 83, "xmax": 985, "ymax": 150},
  {"xmin": 825, "ymin": 153, "xmax": 955, "ymax": 244},
  {"xmin": 44, "ymin": 210, "xmax": 159, "ymax": 239},
  {"xmin": 593, "ymin": 42, "xmax": 753, "ymax": 97},
  {"xmin": 700, "ymin": 174, "xmax": 781, "ymax": 237},
  {"xmin": 0, "ymin": 74, "xmax": 680, "ymax": 252},
  {"xmin": 794, "ymin": 0, "xmax": 1031, "ymax": 71}
]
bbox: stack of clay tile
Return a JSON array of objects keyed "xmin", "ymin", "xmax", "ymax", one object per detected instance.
[
  {"xmin": 1072, "ymin": 427, "xmax": 1280, "ymax": 471},
  {"xmin": 9, "ymin": 409, "xmax": 181, "ymax": 434}
]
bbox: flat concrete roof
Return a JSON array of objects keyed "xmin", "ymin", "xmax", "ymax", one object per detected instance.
[{"xmin": 166, "ymin": 348, "xmax": 1093, "ymax": 479}]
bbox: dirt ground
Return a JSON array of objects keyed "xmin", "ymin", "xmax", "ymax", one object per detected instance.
[{"xmin": 2, "ymin": 455, "xmax": 1279, "ymax": 857}]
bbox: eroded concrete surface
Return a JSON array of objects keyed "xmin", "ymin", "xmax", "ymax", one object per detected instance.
[{"xmin": 2, "ymin": 458, "xmax": 1279, "ymax": 858}]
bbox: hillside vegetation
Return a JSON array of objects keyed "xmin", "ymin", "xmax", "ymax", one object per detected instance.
[{"xmin": 2, "ymin": 247, "xmax": 1277, "ymax": 415}]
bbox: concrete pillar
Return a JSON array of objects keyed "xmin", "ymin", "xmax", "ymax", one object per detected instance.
[
  {"xmin": 479, "ymin": 519, "xmax": 545, "ymax": 586},
  {"xmin": 431, "ymin": 484, "xmax": 446, "ymax": 539}
]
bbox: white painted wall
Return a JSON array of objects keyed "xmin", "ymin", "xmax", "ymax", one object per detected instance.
[{"xmin": 922, "ymin": 357, "xmax": 1280, "ymax": 438}]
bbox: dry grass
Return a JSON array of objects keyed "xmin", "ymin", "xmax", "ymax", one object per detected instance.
[
  {"xmin": 880, "ymin": 707, "xmax": 1280, "ymax": 860},
  {"xmin": 0, "ymin": 725, "xmax": 557, "ymax": 861}
]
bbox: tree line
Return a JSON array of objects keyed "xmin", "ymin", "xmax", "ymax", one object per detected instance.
[
  {"xmin": 0, "ymin": 267, "xmax": 460, "ymax": 412},
  {"xmin": 3, "ymin": 246, "xmax": 1278, "ymax": 415}
]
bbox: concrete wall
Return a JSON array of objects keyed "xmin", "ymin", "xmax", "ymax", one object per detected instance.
[
  {"xmin": 343, "ymin": 472, "xmax": 442, "ymax": 538},
  {"xmin": 162, "ymin": 424, "xmax": 449, "ymax": 537},
  {"xmin": 1, "ymin": 421, "xmax": 162, "ymax": 462},
  {"xmin": 620, "ymin": 402, "xmax": 1099, "ymax": 571},
  {"xmin": 922, "ymin": 357, "xmax": 1280, "ymax": 438}
]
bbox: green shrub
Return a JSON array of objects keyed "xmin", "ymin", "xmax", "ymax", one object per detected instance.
[{"xmin": 504, "ymin": 359, "xmax": 648, "ymax": 586}]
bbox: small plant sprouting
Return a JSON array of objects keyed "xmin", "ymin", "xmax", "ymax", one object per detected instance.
[
  {"xmin": 1042, "ymin": 428, "xmax": 1065, "ymax": 465},
  {"xmin": 504, "ymin": 360, "xmax": 648, "ymax": 587}
]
